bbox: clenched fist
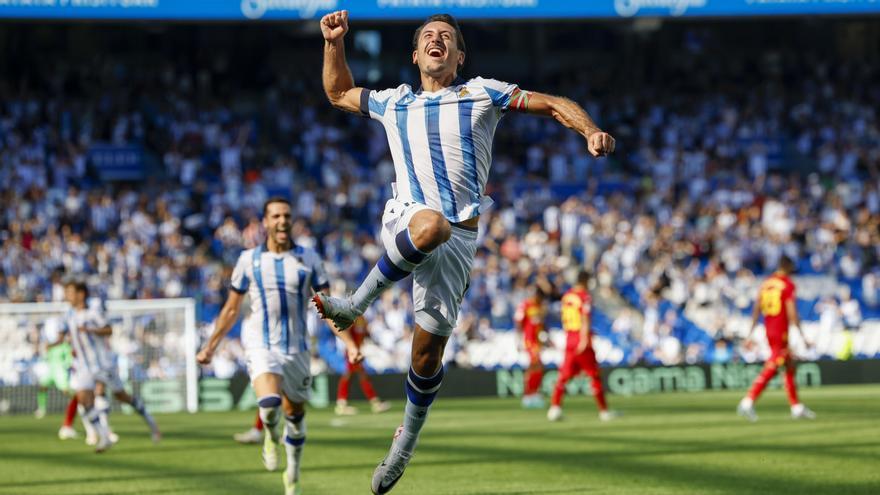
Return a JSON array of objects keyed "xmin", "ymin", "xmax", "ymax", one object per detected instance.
[
  {"xmin": 320, "ymin": 10, "xmax": 349, "ymax": 43},
  {"xmin": 587, "ymin": 131, "xmax": 615, "ymax": 158},
  {"xmin": 196, "ymin": 347, "xmax": 214, "ymax": 366}
]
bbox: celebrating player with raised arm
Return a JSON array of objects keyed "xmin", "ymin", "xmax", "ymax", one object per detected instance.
[
  {"xmin": 737, "ymin": 256, "xmax": 816, "ymax": 422},
  {"xmin": 197, "ymin": 198, "xmax": 362, "ymax": 495},
  {"xmin": 315, "ymin": 11, "xmax": 615, "ymax": 494}
]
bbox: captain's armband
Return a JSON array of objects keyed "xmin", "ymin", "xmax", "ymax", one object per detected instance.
[{"xmin": 509, "ymin": 88, "xmax": 532, "ymax": 111}]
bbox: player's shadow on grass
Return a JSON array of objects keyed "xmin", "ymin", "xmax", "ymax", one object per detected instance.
[
  {"xmin": 0, "ymin": 453, "xmax": 267, "ymax": 493},
  {"xmin": 0, "ymin": 441, "xmax": 248, "ymax": 459},
  {"xmin": 424, "ymin": 424, "xmax": 880, "ymax": 463},
  {"xmin": 403, "ymin": 436, "xmax": 878, "ymax": 495},
  {"xmin": 311, "ymin": 422, "xmax": 880, "ymax": 465},
  {"xmin": 461, "ymin": 489, "xmax": 590, "ymax": 495},
  {"xmin": 65, "ymin": 488, "xmax": 196, "ymax": 495}
]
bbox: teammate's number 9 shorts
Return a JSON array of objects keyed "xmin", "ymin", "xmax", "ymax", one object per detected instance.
[{"xmin": 246, "ymin": 348, "xmax": 312, "ymax": 403}]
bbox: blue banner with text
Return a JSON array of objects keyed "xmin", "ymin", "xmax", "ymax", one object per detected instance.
[{"xmin": 0, "ymin": 0, "xmax": 879, "ymax": 21}]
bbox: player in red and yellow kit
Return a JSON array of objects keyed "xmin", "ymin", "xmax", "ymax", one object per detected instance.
[
  {"xmin": 738, "ymin": 256, "xmax": 815, "ymax": 421},
  {"xmin": 335, "ymin": 316, "xmax": 391, "ymax": 415},
  {"xmin": 515, "ymin": 287, "xmax": 546, "ymax": 408},
  {"xmin": 547, "ymin": 271, "xmax": 614, "ymax": 422}
]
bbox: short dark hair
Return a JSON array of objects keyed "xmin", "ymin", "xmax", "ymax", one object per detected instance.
[
  {"xmin": 65, "ymin": 280, "xmax": 89, "ymax": 298},
  {"xmin": 263, "ymin": 197, "xmax": 292, "ymax": 217},
  {"xmin": 577, "ymin": 270, "xmax": 591, "ymax": 286},
  {"xmin": 412, "ymin": 14, "xmax": 466, "ymax": 54},
  {"xmin": 778, "ymin": 255, "xmax": 796, "ymax": 274}
]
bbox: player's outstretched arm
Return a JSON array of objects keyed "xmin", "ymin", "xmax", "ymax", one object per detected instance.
[
  {"xmin": 197, "ymin": 291, "xmax": 244, "ymax": 365},
  {"xmin": 747, "ymin": 295, "xmax": 762, "ymax": 339},
  {"xmin": 513, "ymin": 312, "xmax": 525, "ymax": 351},
  {"xmin": 86, "ymin": 324, "xmax": 113, "ymax": 337},
  {"xmin": 47, "ymin": 329, "xmax": 69, "ymax": 349},
  {"xmin": 334, "ymin": 324, "xmax": 364, "ymax": 365},
  {"xmin": 785, "ymin": 298, "xmax": 811, "ymax": 348},
  {"xmin": 321, "ymin": 10, "xmax": 365, "ymax": 114},
  {"xmin": 576, "ymin": 305, "xmax": 591, "ymax": 354},
  {"xmin": 509, "ymin": 90, "xmax": 615, "ymax": 157}
]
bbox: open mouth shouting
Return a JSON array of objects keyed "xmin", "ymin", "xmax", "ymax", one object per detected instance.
[{"xmin": 426, "ymin": 43, "xmax": 445, "ymax": 59}]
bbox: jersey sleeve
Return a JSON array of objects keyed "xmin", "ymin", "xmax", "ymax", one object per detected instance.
[
  {"xmin": 90, "ymin": 309, "xmax": 108, "ymax": 328},
  {"xmin": 359, "ymin": 86, "xmax": 403, "ymax": 122},
  {"xmin": 514, "ymin": 303, "xmax": 525, "ymax": 324},
  {"xmin": 58, "ymin": 316, "xmax": 70, "ymax": 336},
  {"xmin": 783, "ymin": 281, "xmax": 795, "ymax": 302},
  {"xmin": 307, "ymin": 251, "xmax": 330, "ymax": 292},
  {"xmin": 474, "ymin": 77, "xmax": 520, "ymax": 112},
  {"xmin": 229, "ymin": 252, "xmax": 250, "ymax": 294},
  {"xmin": 582, "ymin": 295, "xmax": 592, "ymax": 316}
]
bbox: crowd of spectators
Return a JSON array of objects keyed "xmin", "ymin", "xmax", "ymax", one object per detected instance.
[{"xmin": 2, "ymin": 36, "xmax": 879, "ymax": 377}]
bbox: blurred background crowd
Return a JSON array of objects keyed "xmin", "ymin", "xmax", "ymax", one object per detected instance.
[{"xmin": 2, "ymin": 19, "xmax": 879, "ymax": 384}]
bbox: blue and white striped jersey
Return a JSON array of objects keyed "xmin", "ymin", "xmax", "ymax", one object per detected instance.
[
  {"xmin": 230, "ymin": 244, "xmax": 329, "ymax": 354},
  {"xmin": 61, "ymin": 306, "xmax": 111, "ymax": 374},
  {"xmin": 360, "ymin": 76, "xmax": 519, "ymax": 223}
]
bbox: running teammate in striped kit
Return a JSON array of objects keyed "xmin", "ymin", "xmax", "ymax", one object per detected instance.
[
  {"xmin": 59, "ymin": 281, "xmax": 114, "ymax": 453},
  {"xmin": 77, "ymin": 295, "xmax": 160, "ymax": 446},
  {"xmin": 316, "ymin": 11, "xmax": 616, "ymax": 494},
  {"xmin": 198, "ymin": 198, "xmax": 362, "ymax": 495}
]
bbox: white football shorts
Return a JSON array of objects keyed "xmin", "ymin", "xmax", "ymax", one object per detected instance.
[
  {"xmin": 245, "ymin": 348, "xmax": 312, "ymax": 403},
  {"xmin": 380, "ymin": 197, "xmax": 478, "ymax": 337},
  {"xmin": 94, "ymin": 368, "xmax": 126, "ymax": 393},
  {"xmin": 69, "ymin": 365, "xmax": 96, "ymax": 392}
]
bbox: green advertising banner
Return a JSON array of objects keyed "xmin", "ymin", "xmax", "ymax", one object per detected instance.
[
  {"xmin": 191, "ymin": 360, "xmax": 878, "ymax": 413},
  {"xmin": 5, "ymin": 360, "xmax": 877, "ymax": 414},
  {"xmin": 495, "ymin": 362, "xmax": 822, "ymax": 398}
]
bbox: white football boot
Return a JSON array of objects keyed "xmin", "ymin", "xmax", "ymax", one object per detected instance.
[
  {"xmin": 737, "ymin": 399, "xmax": 759, "ymax": 422},
  {"xmin": 547, "ymin": 405, "xmax": 563, "ymax": 422},
  {"xmin": 334, "ymin": 400, "xmax": 358, "ymax": 416},
  {"xmin": 599, "ymin": 410, "xmax": 621, "ymax": 422},
  {"xmin": 312, "ymin": 294, "xmax": 358, "ymax": 332},
  {"xmin": 283, "ymin": 470, "xmax": 302, "ymax": 495},
  {"xmin": 234, "ymin": 427, "xmax": 262, "ymax": 444},
  {"xmin": 94, "ymin": 432, "xmax": 113, "ymax": 454},
  {"xmin": 371, "ymin": 425, "xmax": 412, "ymax": 494},
  {"xmin": 791, "ymin": 403, "xmax": 816, "ymax": 420},
  {"xmin": 58, "ymin": 426, "xmax": 78, "ymax": 440},
  {"xmin": 262, "ymin": 429, "xmax": 280, "ymax": 471},
  {"xmin": 370, "ymin": 399, "xmax": 392, "ymax": 414}
]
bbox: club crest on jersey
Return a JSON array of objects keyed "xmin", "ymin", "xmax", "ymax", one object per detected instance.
[{"xmin": 458, "ymin": 87, "xmax": 471, "ymax": 98}]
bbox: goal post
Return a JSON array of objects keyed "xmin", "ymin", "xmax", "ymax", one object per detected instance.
[{"xmin": 0, "ymin": 298, "xmax": 198, "ymax": 414}]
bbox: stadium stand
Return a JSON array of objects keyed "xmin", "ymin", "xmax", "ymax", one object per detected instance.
[{"xmin": 1, "ymin": 22, "xmax": 878, "ymax": 383}]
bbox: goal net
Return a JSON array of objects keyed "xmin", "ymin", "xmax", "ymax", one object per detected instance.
[{"xmin": 0, "ymin": 298, "xmax": 197, "ymax": 415}]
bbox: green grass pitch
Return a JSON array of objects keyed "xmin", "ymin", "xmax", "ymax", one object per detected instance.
[{"xmin": 1, "ymin": 385, "xmax": 878, "ymax": 495}]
